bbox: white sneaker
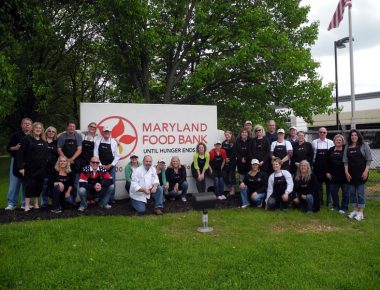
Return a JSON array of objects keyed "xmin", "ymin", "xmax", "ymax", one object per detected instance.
[
  {"xmin": 103, "ymin": 204, "xmax": 112, "ymax": 209},
  {"xmin": 220, "ymin": 195, "xmax": 227, "ymax": 200},
  {"xmin": 348, "ymin": 211, "xmax": 358, "ymax": 219},
  {"xmin": 78, "ymin": 206, "xmax": 86, "ymax": 212},
  {"xmin": 354, "ymin": 212, "xmax": 364, "ymax": 221},
  {"xmin": 240, "ymin": 204, "xmax": 250, "ymax": 209},
  {"xmin": 181, "ymin": 196, "xmax": 187, "ymax": 202},
  {"xmin": 338, "ymin": 210, "xmax": 346, "ymax": 214},
  {"xmin": 5, "ymin": 205, "xmax": 16, "ymax": 210}
]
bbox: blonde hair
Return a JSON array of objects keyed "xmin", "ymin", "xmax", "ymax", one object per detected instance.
[
  {"xmin": 254, "ymin": 124, "xmax": 266, "ymax": 136},
  {"xmin": 295, "ymin": 160, "xmax": 312, "ymax": 182},
  {"xmin": 54, "ymin": 156, "xmax": 71, "ymax": 173},
  {"xmin": 30, "ymin": 122, "xmax": 46, "ymax": 141},
  {"xmin": 45, "ymin": 126, "xmax": 57, "ymax": 140},
  {"xmin": 333, "ymin": 134, "xmax": 345, "ymax": 145},
  {"xmin": 169, "ymin": 156, "xmax": 181, "ymax": 168}
]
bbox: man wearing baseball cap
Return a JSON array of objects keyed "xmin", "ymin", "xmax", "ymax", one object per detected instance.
[{"xmin": 270, "ymin": 128, "xmax": 293, "ymax": 172}]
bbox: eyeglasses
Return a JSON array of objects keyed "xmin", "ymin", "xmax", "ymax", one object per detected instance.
[
  {"xmin": 91, "ymin": 161, "xmax": 100, "ymax": 164},
  {"xmin": 255, "ymin": 129, "xmax": 262, "ymax": 132},
  {"xmin": 47, "ymin": 130, "xmax": 56, "ymax": 133},
  {"xmin": 319, "ymin": 131, "xmax": 327, "ymax": 134}
]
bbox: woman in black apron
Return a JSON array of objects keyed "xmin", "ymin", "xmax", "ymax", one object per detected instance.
[
  {"xmin": 292, "ymin": 160, "xmax": 319, "ymax": 213},
  {"xmin": 266, "ymin": 158, "xmax": 293, "ymax": 210},
  {"xmin": 235, "ymin": 128, "xmax": 252, "ymax": 181},
  {"xmin": 17, "ymin": 122, "xmax": 49, "ymax": 211},
  {"xmin": 191, "ymin": 142, "xmax": 210, "ymax": 193},
  {"xmin": 251, "ymin": 124, "xmax": 270, "ymax": 174},
  {"xmin": 80, "ymin": 122, "xmax": 97, "ymax": 170},
  {"xmin": 222, "ymin": 131, "xmax": 236, "ymax": 195},
  {"xmin": 270, "ymin": 129, "xmax": 292, "ymax": 173},
  {"xmin": 290, "ymin": 131, "xmax": 313, "ymax": 175},
  {"xmin": 210, "ymin": 141, "xmax": 226, "ymax": 200},
  {"xmin": 326, "ymin": 134, "xmax": 348, "ymax": 212},
  {"xmin": 344, "ymin": 130, "xmax": 372, "ymax": 221}
]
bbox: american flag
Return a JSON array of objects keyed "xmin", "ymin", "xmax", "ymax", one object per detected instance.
[{"xmin": 328, "ymin": 0, "xmax": 352, "ymax": 31}]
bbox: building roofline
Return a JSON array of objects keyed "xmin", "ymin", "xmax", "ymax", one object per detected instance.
[{"xmin": 335, "ymin": 91, "xmax": 380, "ymax": 102}]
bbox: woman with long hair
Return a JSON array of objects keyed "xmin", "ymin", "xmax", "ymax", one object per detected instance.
[
  {"xmin": 235, "ymin": 128, "xmax": 252, "ymax": 182},
  {"xmin": 17, "ymin": 122, "xmax": 49, "ymax": 211},
  {"xmin": 343, "ymin": 129, "xmax": 372, "ymax": 221},
  {"xmin": 251, "ymin": 124, "xmax": 270, "ymax": 173},
  {"xmin": 48, "ymin": 156, "xmax": 73, "ymax": 213},
  {"xmin": 222, "ymin": 130, "xmax": 237, "ymax": 195},
  {"xmin": 191, "ymin": 142, "xmax": 210, "ymax": 193},
  {"xmin": 292, "ymin": 160, "xmax": 319, "ymax": 213},
  {"xmin": 166, "ymin": 156, "xmax": 188, "ymax": 202}
]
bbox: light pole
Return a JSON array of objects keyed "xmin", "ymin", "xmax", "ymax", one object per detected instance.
[{"xmin": 334, "ymin": 37, "xmax": 350, "ymax": 131}]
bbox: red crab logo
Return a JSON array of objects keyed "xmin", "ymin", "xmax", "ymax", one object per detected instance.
[{"xmin": 97, "ymin": 116, "xmax": 138, "ymax": 160}]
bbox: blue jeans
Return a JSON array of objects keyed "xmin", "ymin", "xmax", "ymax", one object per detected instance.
[
  {"xmin": 109, "ymin": 166, "xmax": 116, "ymax": 200},
  {"xmin": 40, "ymin": 177, "xmax": 49, "ymax": 206},
  {"xmin": 318, "ymin": 181, "xmax": 331, "ymax": 206},
  {"xmin": 168, "ymin": 181, "xmax": 188, "ymax": 198},
  {"xmin": 7, "ymin": 158, "xmax": 26, "ymax": 207},
  {"xmin": 213, "ymin": 176, "xmax": 225, "ymax": 196},
  {"xmin": 240, "ymin": 187, "xmax": 266, "ymax": 206},
  {"xmin": 304, "ymin": 194, "xmax": 314, "ymax": 212},
  {"xmin": 330, "ymin": 183, "xmax": 349, "ymax": 211},
  {"xmin": 78, "ymin": 184, "xmax": 114, "ymax": 209},
  {"xmin": 348, "ymin": 184, "xmax": 365, "ymax": 209},
  {"xmin": 131, "ymin": 186, "xmax": 164, "ymax": 214}
]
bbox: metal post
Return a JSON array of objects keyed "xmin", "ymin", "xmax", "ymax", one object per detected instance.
[
  {"xmin": 334, "ymin": 41, "xmax": 339, "ymax": 130},
  {"xmin": 348, "ymin": 6, "xmax": 356, "ymax": 129},
  {"xmin": 197, "ymin": 209, "xmax": 213, "ymax": 233}
]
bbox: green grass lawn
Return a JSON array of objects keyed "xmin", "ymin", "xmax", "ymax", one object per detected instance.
[{"xmin": 1, "ymin": 156, "xmax": 380, "ymax": 289}]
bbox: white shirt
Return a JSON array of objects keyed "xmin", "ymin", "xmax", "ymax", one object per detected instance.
[
  {"xmin": 270, "ymin": 140, "xmax": 293, "ymax": 152},
  {"xmin": 93, "ymin": 137, "xmax": 120, "ymax": 166},
  {"xmin": 312, "ymin": 138, "xmax": 334, "ymax": 161},
  {"xmin": 130, "ymin": 165, "xmax": 160, "ymax": 203},
  {"xmin": 266, "ymin": 170, "xmax": 294, "ymax": 203}
]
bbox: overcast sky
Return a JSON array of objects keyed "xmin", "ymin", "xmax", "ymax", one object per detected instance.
[{"xmin": 301, "ymin": 0, "xmax": 380, "ymax": 96}]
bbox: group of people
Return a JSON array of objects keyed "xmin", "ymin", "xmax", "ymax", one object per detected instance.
[{"xmin": 5, "ymin": 118, "xmax": 372, "ymax": 221}]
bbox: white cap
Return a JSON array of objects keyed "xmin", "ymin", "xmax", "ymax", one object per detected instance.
[
  {"xmin": 251, "ymin": 159, "xmax": 260, "ymax": 165},
  {"xmin": 103, "ymin": 126, "xmax": 111, "ymax": 132},
  {"xmin": 289, "ymin": 126, "xmax": 297, "ymax": 131},
  {"xmin": 245, "ymin": 120, "xmax": 252, "ymax": 125},
  {"xmin": 158, "ymin": 158, "xmax": 165, "ymax": 163},
  {"xmin": 130, "ymin": 152, "xmax": 138, "ymax": 158},
  {"xmin": 214, "ymin": 140, "xmax": 222, "ymax": 145},
  {"xmin": 277, "ymin": 128, "xmax": 285, "ymax": 134}
]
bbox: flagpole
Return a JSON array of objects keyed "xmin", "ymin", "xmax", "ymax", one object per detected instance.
[{"xmin": 348, "ymin": 5, "xmax": 356, "ymax": 129}]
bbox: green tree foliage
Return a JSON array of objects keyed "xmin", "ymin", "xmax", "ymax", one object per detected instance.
[{"xmin": 0, "ymin": 0, "xmax": 332, "ymax": 137}]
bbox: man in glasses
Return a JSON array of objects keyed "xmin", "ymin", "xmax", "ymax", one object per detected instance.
[
  {"xmin": 312, "ymin": 127, "xmax": 334, "ymax": 207},
  {"xmin": 77, "ymin": 156, "xmax": 114, "ymax": 211}
]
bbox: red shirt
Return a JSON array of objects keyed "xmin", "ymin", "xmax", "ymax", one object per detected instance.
[{"xmin": 209, "ymin": 148, "xmax": 227, "ymax": 161}]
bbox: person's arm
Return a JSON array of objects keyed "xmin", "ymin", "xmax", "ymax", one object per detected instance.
[
  {"xmin": 70, "ymin": 133, "xmax": 83, "ymax": 162},
  {"xmin": 161, "ymin": 167, "xmax": 167, "ymax": 185},
  {"xmin": 306, "ymin": 142, "xmax": 314, "ymax": 165},
  {"xmin": 362, "ymin": 144, "xmax": 372, "ymax": 179},
  {"xmin": 93, "ymin": 137, "xmax": 100, "ymax": 158},
  {"xmin": 284, "ymin": 170, "xmax": 294, "ymax": 194},
  {"xmin": 270, "ymin": 142, "xmax": 275, "ymax": 159},
  {"xmin": 203, "ymin": 153, "xmax": 210, "ymax": 173},
  {"xmin": 312, "ymin": 140, "xmax": 317, "ymax": 162},
  {"xmin": 265, "ymin": 174, "xmax": 274, "ymax": 203},
  {"xmin": 131, "ymin": 168, "xmax": 144, "ymax": 193},
  {"xmin": 100, "ymin": 169, "xmax": 113, "ymax": 187},
  {"xmin": 193, "ymin": 153, "xmax": 200, "ymax": 170},
  {"xmin": 256, "ymin": 172, "xmax": 268, "ymax": 193},
  {"xmin": 124, "ymin": 163, "xmax": 132, "ymax": 182},
  {"xmin": 283, "ymin": 141, "xmax": 293, "ymax": 163},
  {"xmin": 17, "ymin": 136, "xmax": 29, "ymax": 175},
  {"xmin": 111, "ymin": 139, "xmax": 120, "ymax": 166},
  {"xmin": 6, "ymin": 133, "xmax": 21, "ymax": 155},
  {"xmin": 179, "ymin": 166, "xmax": 187, "ymax": 184}
]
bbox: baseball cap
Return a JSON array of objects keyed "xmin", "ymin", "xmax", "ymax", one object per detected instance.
[
  {"xmin": 158, "ymin": 158, "xmax": 165, "ymax": 163},
  {"xmin": 277, "ymin": 128, "xmax": 285, "ymax": 134},
  {"xmin": 130, "ymin": 153, "xmax": 138, "ymax": 158},
  {"xmin": 289, "ymin": 126, "xmax": 297, "ymax": 131},
  {"xmin": 103, "ymin": 126, "xmax": 111, "ymax": 132},
  {"xmin": 251, "ymin": 159, "xmax": 260, "ymax": 165},
  {"xmin": 245, "ymin": 120, "xmax": 252, "ymax": 125},
  {"xmin": 214, "ymin": 140, "xmax": 222, "ymax": 145}
]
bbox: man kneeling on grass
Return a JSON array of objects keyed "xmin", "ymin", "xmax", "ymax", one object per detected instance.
[
  {"xmin": 130, "ymin": 155, "xmax": 164, "ymax": 215},
  {"xmin": 78, "ymin": 156, "xmax": 114, "ymax": 212}
]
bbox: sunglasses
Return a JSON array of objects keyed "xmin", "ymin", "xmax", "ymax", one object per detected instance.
[
  {"xmin": 91, "ymin": 161, "xmax": 100, "ymax": 164},
  {"xmin": 319, "ymin": 131, "xmax": 327, "ymax": 134},
  {"xmin": 89, "ymin": 126, "xmax": 97, "ymax": 129},
  {"xmin": 47, "ymin": 130, "xmax": 56, "ymax": 133},
  {"xmin": 255, "ymin": 129, "xmax": 262, "ymax": 132}
]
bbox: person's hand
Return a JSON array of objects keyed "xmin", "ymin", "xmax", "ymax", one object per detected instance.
[
  {"xmin": 19, "ymin": 169, "xmax": 25, "ymax": 177},
  {"xmin": 151, "ymin": 186, "xmax": 157, "ymax": 194},
  {"xmin": 164, "ymin": 183, "xmax": 169, "ymax": 191},
  {"xmin": 54, "ymin": 182, "xmax": 64, "ymax": 191},
  {"xmin": 295, "ymin": 162, "xmax": 300, "ymax": 167},
  {"xmin": 362, "ymin": 169, "xmax": 369, "ymax": 180},
  {"xmin": 94, "ymin": 183, "xmax": 102, "ymax": 192},
  {"xmin": 68, "ymin": 158, "xmax": 74, "ymax": 164},
  {"xmin": 197, "ymin": 173, "xmax": 204, "ymax": 181},
  {"xmin": 242, "ymin": 158, "xmax": 246, "ymax": 164},
  {"xmin": 239, "ymin": 182, "xmax": 245, "ymax": 190},
  {"xmin": 345, "ymin": 172, "xmax": 352, "ymax": 182},
  {"xmin": 301, "ymin": 194, "xmax": 307, "ymax": 200},
  {"xmin": 259, "ymin": 161, "xmax": 264, "ymax": 166},
  {"xmin": 226, "ymin": 158, "xmax": 230, "ymax": 163},
  {"xmin": 104, "ymin": 164, "xmax": 112, "ymax": 170},
  {"xmin": 13, "ymin": 143, "xmax": 21, "ymax": 151},
  {"xmin": 326, "ymin": 173, "xmax": 332, "ymax": 180},
  {"xmin": 251, "ymin": 192, "xmax": 257, "ymax": 199},
  {"xmin": 174, "ymin": 183, "xmax": 179, "ymax": 193}
]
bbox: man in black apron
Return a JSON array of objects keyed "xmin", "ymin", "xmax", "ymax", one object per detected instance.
[
  {"xmin": 312, "ymin": 127, "xmax": 334, "ymax": 207},
  {"xmin": 270, "ymin": 129, "xmax": 293, "ymax": 173},
  {"xmin": 94, "ymin": 126, "xmax": 120, "ymax": 203},
  {"xmin": 57, "ymin": 121, "xmax": 83, "ymax": 200},
  {"xmin": 79, "ymin": 122, "xmax": 97, "ymax": 171}
]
